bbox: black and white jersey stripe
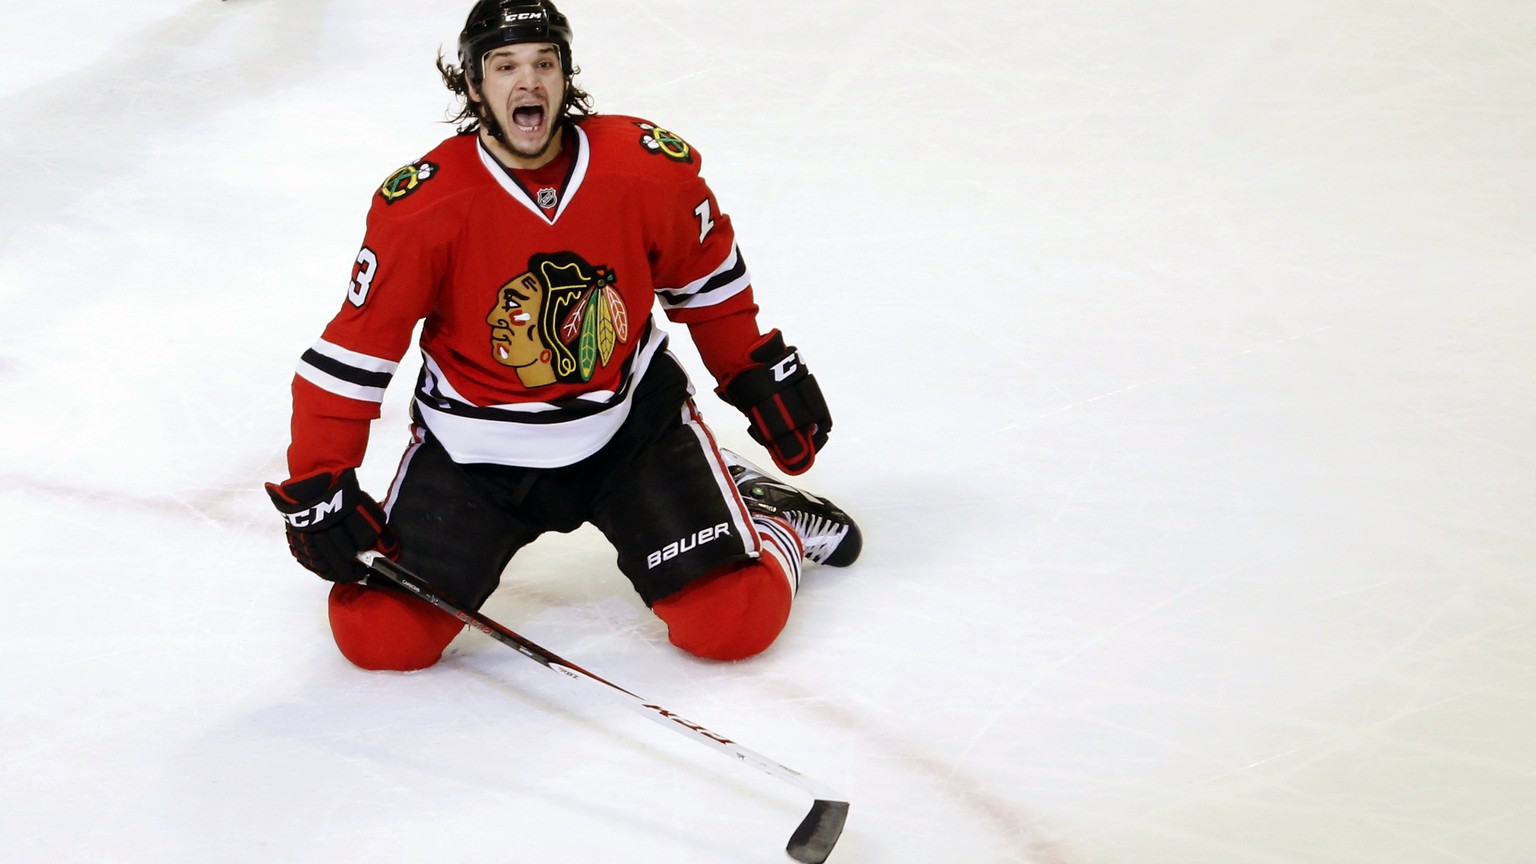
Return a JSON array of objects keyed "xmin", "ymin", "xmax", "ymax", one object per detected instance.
[
  {"xmin": 655, "ymin": 244, "xmax": 750, "ymax": 312},
  {"xmin": 410, "ymin": 319, "xmax": 682, "ymax": 468},
  {"xmin": 296, "ymin": 338, "xmax": 398, "ymax": 403}
]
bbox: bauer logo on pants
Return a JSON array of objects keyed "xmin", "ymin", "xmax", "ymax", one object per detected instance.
[{"xmin": 647, "ymin": 523, "xmax": 732, "ymax": 569}]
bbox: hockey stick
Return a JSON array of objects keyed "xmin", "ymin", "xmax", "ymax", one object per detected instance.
[{"xmin": 357, "ymin": 550, "xmax": 849, "ymax": 863}]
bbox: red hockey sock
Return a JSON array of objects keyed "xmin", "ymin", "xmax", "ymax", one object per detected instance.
[
  {"xmin": 652, "ymin": 557, "xmax": 794, "ymax": 661},
  {"xmin": 327, "ymin": 582, "xmax": 464, "ymax": 671}
]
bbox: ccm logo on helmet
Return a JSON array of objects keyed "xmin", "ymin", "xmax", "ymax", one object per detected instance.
[
  {"xmin": 647, "ymin": 523, "xmax": 732, "ymax": 569},
  {"xmin": 502, "ymin": 11, "xmax": 542, "ymax": 22}
]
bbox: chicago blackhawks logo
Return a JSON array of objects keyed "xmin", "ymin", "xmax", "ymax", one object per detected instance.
[
  {"xmin": 485, "ymin": 252, "xmax": 630, "ymax": 388},
  {"xmin": 636, "ymin": 123, "xmax": 693, "ymax": 163},
  {"xmin": 378, "ymin": 160, "xmax": 437, "ymax": 204}
]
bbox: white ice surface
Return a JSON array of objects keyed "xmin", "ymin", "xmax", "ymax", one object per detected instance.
[{"xmin": 3, "ymin": 1, "xmax": 1534, "ymax": 862}]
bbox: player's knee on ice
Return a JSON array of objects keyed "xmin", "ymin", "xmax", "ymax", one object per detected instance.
[
  {"xmin": 652, "ymin": 559, "xmax": 794, "ymax": 661},
  {"xmin": 328, "ymin": 582, "xmax": 464, "ymax": 671}
]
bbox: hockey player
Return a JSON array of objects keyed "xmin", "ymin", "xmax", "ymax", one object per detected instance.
[{"xmin": 265, "ymin": 0, "xmax": 861, "ymax": 671}]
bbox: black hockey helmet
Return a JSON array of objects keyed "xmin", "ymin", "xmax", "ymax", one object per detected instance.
[{"xmin": 458, "ymin": 0, "xmax": 574, "ymax": 84}]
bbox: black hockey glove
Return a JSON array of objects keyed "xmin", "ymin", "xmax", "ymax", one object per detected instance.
[
  {"xmin": 716, "ymin": 330, "xmax": 832, "ymax": 476},
  {"xmin": 264, "ymin": 468, "xmax": 398, "ymax": 583}
]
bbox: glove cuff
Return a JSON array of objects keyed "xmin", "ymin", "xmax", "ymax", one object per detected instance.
[{"xmin": 718, "ymin": 331, "xmax": 806, "ymax": 410}]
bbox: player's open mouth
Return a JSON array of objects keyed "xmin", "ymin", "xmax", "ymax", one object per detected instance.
[{"xmin": 512, "ymin": 105, "xmax": 545, "ymax": 133}]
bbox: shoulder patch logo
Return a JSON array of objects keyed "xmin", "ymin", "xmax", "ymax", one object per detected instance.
[
  {"xmin": 636, "ymin": 123, "xmax": 693, "ymax": 163},
  {"xmin": 379, "ymin": 161, "xmax": 438, "ymax": 204}
]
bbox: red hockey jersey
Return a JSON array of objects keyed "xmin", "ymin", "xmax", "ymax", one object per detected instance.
[{"xmin": 285, "ymin": 115, "xmax": 762, "ymax": 478}]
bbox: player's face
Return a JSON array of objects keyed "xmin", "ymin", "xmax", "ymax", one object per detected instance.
[{"xmin": 471, "ymin": 43, "xmax": 567, "ymax": 169}]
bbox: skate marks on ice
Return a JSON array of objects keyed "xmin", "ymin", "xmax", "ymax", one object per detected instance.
[
  {"xmin": 756, "ymin": 676, "xmax": 1077, "ymax": 864},
  {"xmin": 0, "ymin": 463, "xmax": 285, "ymax": 532}
]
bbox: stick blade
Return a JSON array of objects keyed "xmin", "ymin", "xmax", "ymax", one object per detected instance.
[{"xmin": 786, "ymin": 799, "xmax": 849, "ymax": 863}]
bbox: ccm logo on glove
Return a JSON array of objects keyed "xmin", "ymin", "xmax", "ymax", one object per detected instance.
[
  {"xmin": 281, "ymin": 489, "xmax": 347, "ymax": 528},
  {"xmin": 265, "ymin": 468, "xmax": 398, "ymax": 583}
]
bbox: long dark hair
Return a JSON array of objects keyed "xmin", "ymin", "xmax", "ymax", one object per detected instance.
[{"xmin": 436, "ymin": 51, "xmax": 596, "ymax": 135}]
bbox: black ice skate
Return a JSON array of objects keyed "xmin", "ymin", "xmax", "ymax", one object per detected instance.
[{"xmin": 723, "ymin": 450, "xmax": 862, "ymax": 567}]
